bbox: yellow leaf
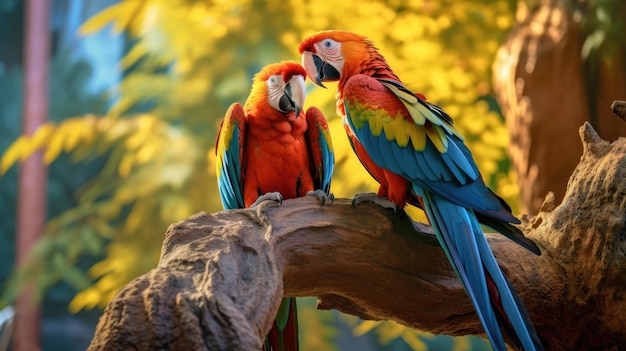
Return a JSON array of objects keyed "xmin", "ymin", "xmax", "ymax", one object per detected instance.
[
  {"xmin": 117, "ymin": 153, "xmax": 135, "ymax": 178},
  {"xmin": 43, "ymin": 128, "xmax": 65, "ymax": 164},
  {"xmin": 450, "ymin": 335, "xmax": 472, "ymax": 351},
  {"xmin": 400, "ymin": 331, "xmax": 429, "ymax": 351},
  {"xmin": 4, "ymin": 124, "xmax": 56, "ymax": 168},
  {"xmin": 63, "ymin": 119, "xmax": 87, "ymax": 152},
  {"xmin": 78, "ymin": 1, "xmax": 143, "ymax": 36},
  {"xmin": 68, "ymin": 287, "xmax": 101, "ymax": 313},
  {"xmin": 1, "ymin": 136, "xmax": 26, "ymax": 174},
  {"xmin": 28, "ymin": 123, "xmax": 55, "ymax": 151},
  {"xmin": 352, "ymin": 320, "xmax": 380, "ymax": 336},
  {"xmin": 107, "ymin": 95, "xmax": 138, "ymax": 118},
  {"xmin": 111, "ymin": 1, "xmax": 144, "ymax": 34},
  {"xmin": 120, "ymin": 41, "xmax": 148, "ymax": 70}
]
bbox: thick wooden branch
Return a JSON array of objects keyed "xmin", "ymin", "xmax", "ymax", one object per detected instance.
[{"xmin": 88, "ymin": 123, "xmax": 626, "ymax": 351}]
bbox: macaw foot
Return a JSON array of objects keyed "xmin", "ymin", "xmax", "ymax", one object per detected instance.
[
  {"xmin": 306, "ymin": 189, "xmax": 335, "ymax": 205},
  {"xmin": 352, "ymin": 192, "xmax": 399, "ymax": 212},
  {"xmin": 251, "ymin": 192, "xmax": 283, "ymax": 207}
]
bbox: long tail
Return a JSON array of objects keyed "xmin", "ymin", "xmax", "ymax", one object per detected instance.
[
  {"xmin": 474, "ymin": 212, "xmax": 541, "ymax": 256},
  {"xmin": 406, "ymin": 195, "xmax": 541, "ymax": 255},
  {"xmin": 417, "ymin": 187, "xmax": 543, "ymax": 351},
  {"xmin": 264, "ymin": 298, "xmax": 298, "ymax": 351}
]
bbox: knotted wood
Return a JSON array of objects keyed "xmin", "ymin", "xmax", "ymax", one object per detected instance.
[{"xmin": 88, "ymin": 123, "xmax": 626, "ymax": 351}]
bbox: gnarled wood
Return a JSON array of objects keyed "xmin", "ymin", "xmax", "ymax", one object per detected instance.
[{"xmin": 88, "ymin": 123, "xmax": 626, "ymax": 351}]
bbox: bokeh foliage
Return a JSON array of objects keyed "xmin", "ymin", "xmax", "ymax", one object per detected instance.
[{"xmin": 1, "ymin": 0, "xmax": 525, "ymax": 349}]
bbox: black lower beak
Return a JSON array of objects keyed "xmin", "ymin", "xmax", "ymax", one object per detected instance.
[
  {"xmin": 280, "ymin": 81, "xmax": 302, "ymax": 117},
  {"xmin": 279, "ymin": 93, "xmax": 295, "ymax": 114},
  {"xmin": 314, "ymin": 54, "xmax": 341, "ymax": 83},
  {"xmin": 312, "ymin": 54, "xmax": 326, "ymax": 88}
]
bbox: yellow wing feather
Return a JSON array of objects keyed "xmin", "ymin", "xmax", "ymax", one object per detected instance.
[
  {"xmin": 383, "ymin": 82, "xmax": 418, "ymax": 104},
  {"xmin": 425, "ymin": 125, "xmax": 447, "ymax": 153},
  {"xmin": 380, "ymin": 80, "xmax": 468, "ymax": 152},
  {"xmin": 382, "ymin": 114, "xmax": 410, "ymax": 147},
  {"xmin": 368, "ymin": 110, "xmax": 384, "ymax": 136},
  {"xmin": 406, "ymin": 122, "xmax": 426, "ymax": 151},
  {"xmin": 399, "ymin": 99, "xmax": 426, "ymax": 126}
]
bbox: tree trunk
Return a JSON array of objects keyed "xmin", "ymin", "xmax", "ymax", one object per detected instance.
[
  {"xmin": 493, "ymin": 0, "xmax": 626, "ymax": 214},
  {"xmin": 86, "ymin": 122, "xmax": 626, "ymax": 351},
  {"xmin": 14, "ymin": 0, "xmax": 50, "ymax": 349}
]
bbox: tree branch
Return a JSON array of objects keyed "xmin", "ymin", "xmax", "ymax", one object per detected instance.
[{"xmin": 87, "ymin": 123, "xmax": 626, "ymax": 351}]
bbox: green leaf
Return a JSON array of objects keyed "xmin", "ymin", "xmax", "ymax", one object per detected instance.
[{"xmin": 582, "ymin": 30, "xmax": 606, "ymax": 59}]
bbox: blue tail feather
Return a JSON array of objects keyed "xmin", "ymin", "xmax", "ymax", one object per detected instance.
[
  {"xmin": 415, "ymin": 185, "xmax": 542, "ymax": 351},
  {"xmin": 475, "ymin": 232, "xmax": 543, "ymax": 350}
]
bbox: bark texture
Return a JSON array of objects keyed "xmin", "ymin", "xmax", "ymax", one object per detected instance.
[
  {"xmin": 88, "ymin": 123, "xmax": 626, "ymax": 351},
  {"xmin": 612, "ymin": 100, "xmax": 626, "ymax": 121},
  {"xmin": 493, "ymin": 0, "xmax": 626, "ymax": 214}
]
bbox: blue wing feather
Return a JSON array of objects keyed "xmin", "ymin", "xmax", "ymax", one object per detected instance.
[
  {"xmin": 215, "ymin": 103, "xmax": 246, "ymax": 210},
  {"xmin": 304, "ymin": 107, "xmax": 335, "ymax": 194},
  {"xmin": 411, "ymin": 147, "xmax": 436, "ymax": 181},
  {"xmin": 395, "ymin": 140, "xmax": 416, "ymax": 176},
  {"xmin": 402, "ymin": 144, "xmax": 429, "ymax": 180},
  {"xmin": 421, "ymin": 145, "xmax": 450, "ymax": 180},
  {"xmin": 376, "ymin": 131, "xmax": 405, "ymax": 174},
  {"xmin": 344, "ymin": 76, "xmax": 515, "ymax": 221},
  {"xmin": 439, "ymin": 152, "xmax": 463, "ymax": 182},
  {"xmin": 443, "ymin": 137, "xmax": 478, "ymax": 182},
  {"xmin": 320, "ymin": 135, "xmax": 334, "ymax": 193}
]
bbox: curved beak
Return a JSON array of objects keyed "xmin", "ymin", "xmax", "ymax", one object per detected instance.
[
  {"xmin": 283, "ymin": 74, "xmax": 306, "ymax": 117},
  {"xmin": 302, "ymin": 51, "xmax": 327, "ymax": 88}
]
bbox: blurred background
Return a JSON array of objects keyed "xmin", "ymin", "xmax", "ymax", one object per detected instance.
[{"xmin": 0, "ymin": 0, "xmax": 624, "ymax": 350}]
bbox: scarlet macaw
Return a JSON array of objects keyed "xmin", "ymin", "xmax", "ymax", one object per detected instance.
[
  {"xmin": 299, "ymin": 31, "xmax": 542, "ymax": 351},
  {"xmin": 215, "ymin": 61, "xmax": 334, "ymax": 351}
]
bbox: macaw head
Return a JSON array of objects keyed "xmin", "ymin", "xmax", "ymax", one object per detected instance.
[
  {"xmin": 247, "ymin": 61, "xmax": 307, "ymax": 117},
  {"xmin": 299, "ymin": 30, "xmax": 373, "ymax": 88}
]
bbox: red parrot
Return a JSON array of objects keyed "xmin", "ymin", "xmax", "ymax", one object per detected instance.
[
  {"xmin": 299, "ymin": 31, "xmax": 542, "ymax": 351},
  {"xmin": 215, "ymin": 61, "xmax": 334, "ymax": 351}
]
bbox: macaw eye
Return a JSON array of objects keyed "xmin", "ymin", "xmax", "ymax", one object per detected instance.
[
  {"xmin": 266, "ymin": 74, "xmax": 281, "ymax": 88},
  {"xmin": 323, "ymin": 39, "xmax": 336, "ymax": 48}
]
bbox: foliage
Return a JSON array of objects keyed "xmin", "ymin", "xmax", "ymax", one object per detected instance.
[
  {"xmin": 350, "ymin": 319, "xmax": 491, "ymax": 351},
  {"xmin": 298, "ymin": 297, "xmax": 340, "ymax": 351},
  {"xmin": 0, "ymin": 0, "xmax": 18, "ymax": 13},
  {"xmin": 0, "ymin": 49, "xmax": 109, "ymax": 288},
  {"xmin": 1, "ymin": 0, "xmax": 524, "ymax": 349},
  {"xmin": 0, "ymin": 62, "xmax": 22, "ymax": 286},
  {"xmin": 561, "ymin": 0, "xmax": 626, "ymax": 60},
  {"xmin": 0, "ymin": 47, "xmax": 110, "ymax": 349}
]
